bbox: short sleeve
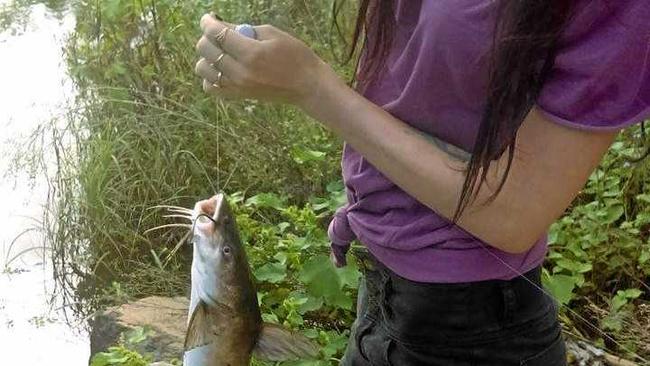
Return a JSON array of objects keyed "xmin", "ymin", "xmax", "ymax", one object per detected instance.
[{"xmin": 537, "ymin": 0, "xmax": 650, "ymax": 130}]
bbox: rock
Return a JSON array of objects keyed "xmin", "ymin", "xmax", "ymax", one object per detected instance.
[
  {"xmin": 565, "ymin": 337, "xmax": 639, "ymax": 366},
  {"xmin": 90, "ymin": 296, "xmax": 189, "ymax": 364}
]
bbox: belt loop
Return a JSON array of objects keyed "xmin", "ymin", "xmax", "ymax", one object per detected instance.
[{"xmin": 500, "ymin": 282, "xmax": 517, "ymax": 323}]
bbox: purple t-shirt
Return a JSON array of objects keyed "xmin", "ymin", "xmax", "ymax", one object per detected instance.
[{"xmin": 328, "ymin": 0, "xmax": 650, "ymax": 283}]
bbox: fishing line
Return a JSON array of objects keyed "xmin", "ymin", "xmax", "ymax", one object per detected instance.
[
  {"xmin": 479, "ymin": 243, "xmax": 648, "ymax": 364},
  {"xmin": 216, "ymin": 102, "xmax": 221, "ymax": 192}
]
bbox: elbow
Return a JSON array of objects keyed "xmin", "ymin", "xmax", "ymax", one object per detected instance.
[
  {"xmin": 490, "ymin": 219, "xmax": 543, "ymax": 255},
  {"xmin": 497, "ymin": 239, "xmax": 539, "ymax": 255}
]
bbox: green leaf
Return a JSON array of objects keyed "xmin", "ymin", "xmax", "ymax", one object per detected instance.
[
  {"xmin": 547, "ymin": 227, "xmax": 559, "ymax": 245},
  {"xmin": 292, "ymin": 148, "xmax": 326, "ymax": 164},
  {"xmin": 326, "ymin": 180, "xmax": 344, "ymax": 193},
  {"xmin": 601, "ymin": 314, "xmax": 624, "ymax": 332},
  {"xmin": 320, "ymin": 331, "xmax": 350, "ymax": 359},
  {"xmin": 124, "ymin": 327, "xmax": 149, "ymax": 345},
  {"xmin": 611, "ymin": 295, "xmax": 628, "ymax": 312},
  {"xmin": 555, "ymin": 259, "xmax": 592, "ymax": 274},
  {"xmin": 620, "ymin": 288, "xmax": 643, "ymax": 299},
  {"xmin": 326, "ymin": 289, "xmax": 353, "ymax": 310},
  {"xmin": 290, "ymin": 291, "xmax": 324, "ymax": 314},
  {"xmin": 254, "ymin": 262, "xmax": 287, "ymax": 283},
  {"xmin": 603, "ymin": 204, "xmax": 624, "ymax": 224},
  {"xmin": 543, "ymin": 273, "xmax": 577, "ymax": 305},
  {"xmin": 286, "ymin": 309, "xmax": 304, "ymax": 326},
  {"xmin": 273, "ymin": 251, "xmax": 288, "ymax": 265},
  {"xmin": 262, "ymin": 313, "xmax": 279, "ymax": 323},
  {"xmin": 90, "ymin": 353, "xmax": 111, "ymax": 366},
  {"xmin": 299, "ymin": 295, "xmax": 324, "ymax": 314},
  {"xmin": 637, "ymin": 193, "xmax": 650, "ymax": 204},
  {"xmin": 245, "ymin": 193, "xmax": 286, "ymax": 210},
  {"xmin": 639, "ymin": 250, "xmax": 650, "ymax": 264},
  {"xmin": 277, "ymin": 222, "xmax": 290, "ymax": 232},
  {"xmin": 336, "ymin": 259, "xmax": 361, "ymax": 289},
  {"xmin": 299, "ymin": 255, "xmax": 343, "ymax": 306},
  {"xmin": 635, "ymin": 212, "xmax": 650, "ymax": 227}
]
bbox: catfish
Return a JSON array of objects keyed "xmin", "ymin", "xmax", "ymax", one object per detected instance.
[{"xmin": 175, "ymin": 194, "xmax": 318, "ymax": 366}]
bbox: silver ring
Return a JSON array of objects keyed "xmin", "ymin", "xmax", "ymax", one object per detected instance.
[
  {"xmin": 214, "ymin": 28, "xmax": 229, "ymax": 47},
  {"xmin": 212, "ymin": 53, "xmax": 225, "ymax": 69},
  {"xmin": 212, "ymin": 71, "xmax": 223, "ymax": 88},
  {"xmin": 235, "ymin": 24, "xmax": 257, "ymax": 39}
]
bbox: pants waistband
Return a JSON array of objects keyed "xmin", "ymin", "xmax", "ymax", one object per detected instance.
[{"xmin": 353, "ymin": 249, "xmax": 555, "ymax": 345}]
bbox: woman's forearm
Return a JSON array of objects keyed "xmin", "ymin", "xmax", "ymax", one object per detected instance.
[{"xmin": 302, "ymin": 67, "xmax": 479, "ymax": 238}]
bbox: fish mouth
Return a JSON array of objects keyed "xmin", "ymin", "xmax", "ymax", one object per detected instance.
[
  {"xmin": 194, "ymin": 193, "xmax": 224, "ymax": 220},
  {"xmin": 193, "ymin": 193, "xmax": 228, "ymax": 236}
]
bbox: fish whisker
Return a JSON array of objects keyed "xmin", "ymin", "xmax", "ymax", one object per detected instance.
[
  {"xmin": 165, "ymin": 208, "xmax": 195, "ymax": 216},
  {"xmin": 150, "ymin": 205, "xmax": 193, "ymax": 213},
  {"xmin": 163, "ymin": 230, "xmax": 192, "ymax": 268},
  {"xmin": 163, "ymin": 214, "xmax": 194, "ymax": 221},
  {"xmin": 144, "ymin": 223, "xmax": 193, "ymax": 235}
]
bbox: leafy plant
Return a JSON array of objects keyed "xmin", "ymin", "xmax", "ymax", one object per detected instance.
[
  {"xmin": 601, "ymin": 289, "xmax": 643, "ymax": 333},
  {"xmin": 90, "ymin": 327, "xmax": 153, "ymax": 366}
]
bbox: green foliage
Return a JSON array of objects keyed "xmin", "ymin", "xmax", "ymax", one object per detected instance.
[
  {"xmin": 601, "ymin": 289, "xmax": 644, "ymax": 333},
  {"xmin": 542, "ymin": 128, "xmax": 649, "ymax": 356},
  {"xmin": 544, "ymin": 129, "xmax": 649, "ymax": 303},
  {"xmin": 90, "ymin": 327, "xmax": 153, "ymax": 366}
]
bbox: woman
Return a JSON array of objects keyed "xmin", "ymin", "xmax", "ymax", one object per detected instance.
[{"xmin": 193, "ymin": 1, "xmax": 649, "ymax": 365}]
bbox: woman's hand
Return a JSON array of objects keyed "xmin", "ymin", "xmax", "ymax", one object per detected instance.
[{"xmin": 194, "ymin": 13, "xmax": 336, "ymax": 108}]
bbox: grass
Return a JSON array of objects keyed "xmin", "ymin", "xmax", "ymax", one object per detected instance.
[{"xmin": 30, "ymin": 0, "xmax": 358, "ymax": 319}]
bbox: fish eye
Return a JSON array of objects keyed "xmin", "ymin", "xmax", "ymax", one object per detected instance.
[{"xmin": 222, "ymin": 246, "xmax": 232, "ymax": 255}]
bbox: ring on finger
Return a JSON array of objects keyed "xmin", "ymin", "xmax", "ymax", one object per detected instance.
[
  {"xmin": 214, "ymin": 28, "xmax": 229, "ymax": 48},
  {"xmin": 211, "ymin": 53, "xmax": 225, "ymax": 70},
  {"xmin": 212, "ymin": 71, "xmax": 224, "ymax": 88}
]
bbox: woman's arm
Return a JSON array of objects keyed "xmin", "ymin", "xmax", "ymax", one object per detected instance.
[
  {"xmin": 304, "ymin": 70, "xmax": 616, "ymax": 253},
  {"xmin": 195, "ymin": 15, "xmax": 618, "ymax": 253}
]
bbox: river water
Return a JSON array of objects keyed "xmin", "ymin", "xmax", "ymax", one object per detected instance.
[{"xmin": 0, "ymin": 2, "xmax": 90, "ymax": 364}]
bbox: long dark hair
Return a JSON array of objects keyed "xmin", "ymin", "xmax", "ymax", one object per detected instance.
[{"xmin": 341, "ymin": 0, "xmax": 574, "ymax": 220}]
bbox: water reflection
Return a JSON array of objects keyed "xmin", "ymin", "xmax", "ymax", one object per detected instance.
[
  {"xmin": 0, "ymin": 2, "xmax": 89, "ymax": 365},
  {"xmin": 0, "ymin": 0, "xmax": 68, "ymax": 34}
]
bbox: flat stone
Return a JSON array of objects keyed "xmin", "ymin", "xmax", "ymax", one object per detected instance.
[{"xmin": 90, "ymin": 296, "xmax": 189, "ymax": 364}]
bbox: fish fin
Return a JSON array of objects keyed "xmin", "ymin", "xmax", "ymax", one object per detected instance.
[
  {"xmin": 252, "ymin": 322, "xmax": 319, "ymax": 361},
  {"xmin": 184, "ymin": 300, "xmax": 218, "ymax": 351}
]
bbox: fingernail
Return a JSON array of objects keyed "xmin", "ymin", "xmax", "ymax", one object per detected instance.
[{"xmin": 211, "ymin": 11, "xmax": 223, "ymax": 21}]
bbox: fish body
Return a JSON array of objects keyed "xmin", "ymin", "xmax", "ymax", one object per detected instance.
[{"xmin": 182, "ymin": 194, "xmax": 317, "ymax": 366}]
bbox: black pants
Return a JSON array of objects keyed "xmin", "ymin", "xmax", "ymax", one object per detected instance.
[{"xmin": 341, "ymin": 251, "xmax": 566, "ymax": 366}]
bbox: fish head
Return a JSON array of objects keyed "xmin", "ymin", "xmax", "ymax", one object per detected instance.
[{"xmin": 191, "ymin": 193, "xmax": 257, "ymax": 310}]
